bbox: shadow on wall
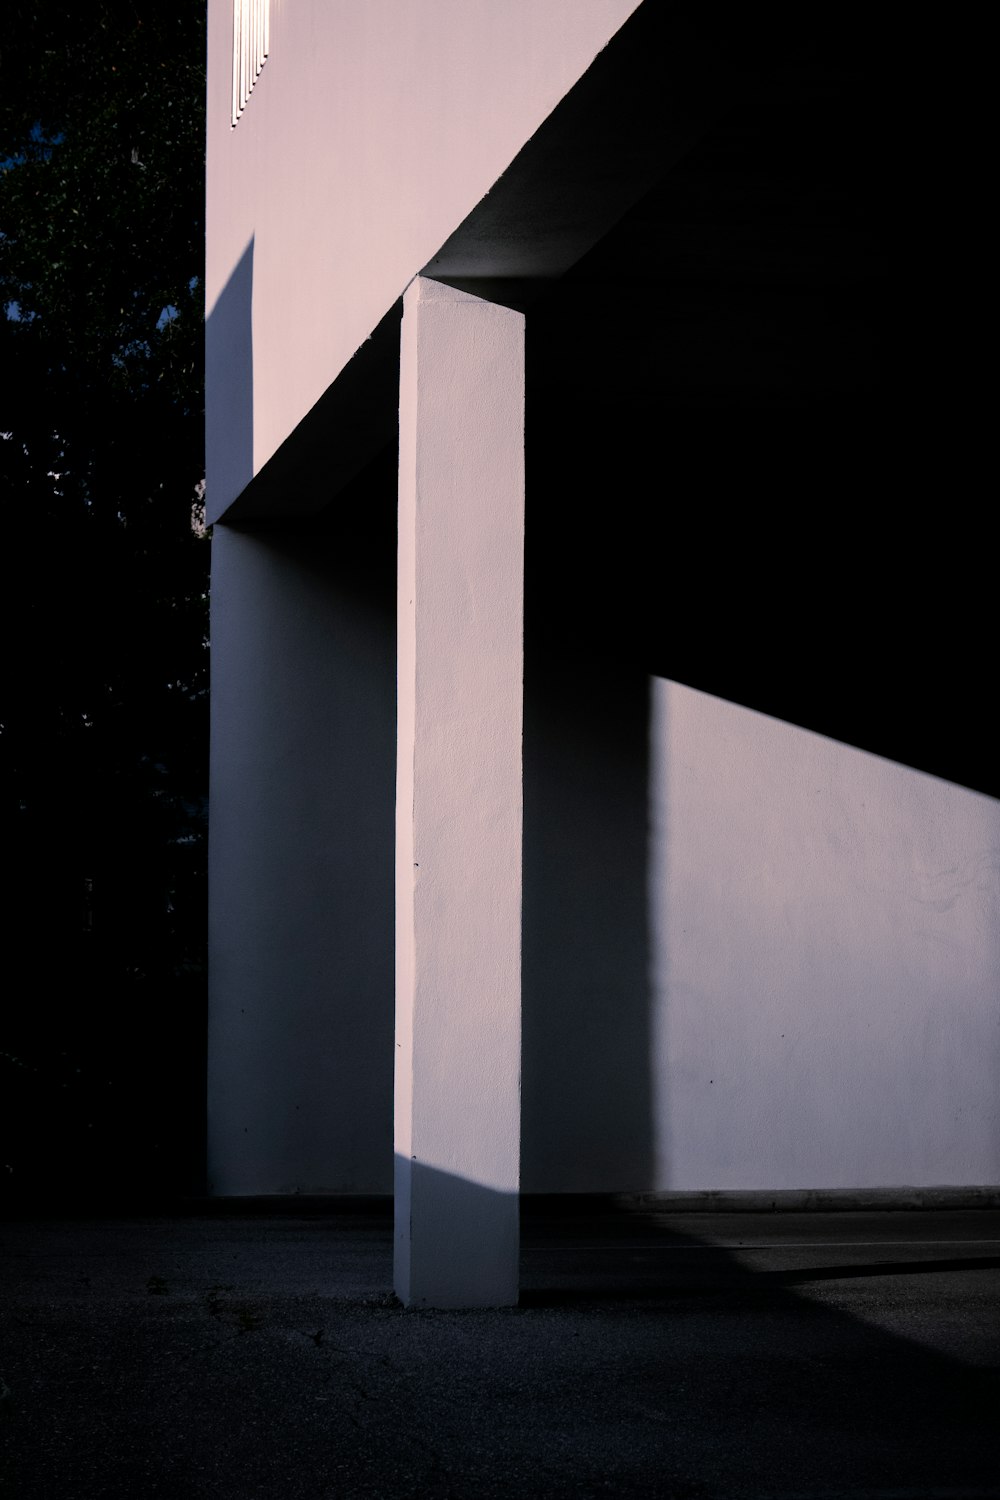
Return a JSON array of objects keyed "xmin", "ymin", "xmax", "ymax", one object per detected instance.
[
  {"xmin": 523, "ymin": 281, "xmax": 998, "ymax": 1193},
  {"xmin": 522, "ymin": 644, "xmax": 1000, "ymax": 1196},
  {"xmin": 521, "ymin": 643, "xmax": 653, "ymax": 1193},
  {"xmin": 205, "ymin": 235, "xmax": 254, "ymax": 513},
  {"xmin": 521, "ymin": 453, "xmax": 999, "ymax": 1194}
]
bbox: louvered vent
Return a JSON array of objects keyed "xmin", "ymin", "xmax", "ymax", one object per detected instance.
[{"xmin": 232, "ymin": 0, "xmax": 270, "ymax": 126}]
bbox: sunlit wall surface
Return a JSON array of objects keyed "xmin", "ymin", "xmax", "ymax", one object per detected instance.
[{"xmin": 647, "ymin": 679, "xmax": 999, "ymax": 1190}]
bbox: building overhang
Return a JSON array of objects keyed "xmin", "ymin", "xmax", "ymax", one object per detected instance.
[{"xmin": 210, "ymin": 4, "xmax": 732, "ymax": 524}]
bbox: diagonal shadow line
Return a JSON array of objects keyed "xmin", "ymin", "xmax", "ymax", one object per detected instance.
[
  {"xmin": 519, "ymin": 1257, "xmax": 1000, "ymax": 1307},
  {"xmin": 762, "ymin": 1256, "xmax": 1000, "ymax": 1286}
]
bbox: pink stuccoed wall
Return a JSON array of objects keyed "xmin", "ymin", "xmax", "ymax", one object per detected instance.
[
  {"xmin": 647, "ymin": 681, "xmax": 1000, "ymax": 1192},
  {"xmin": 205, "ymin": 0, "xmax": 640, "ymax": 520}
]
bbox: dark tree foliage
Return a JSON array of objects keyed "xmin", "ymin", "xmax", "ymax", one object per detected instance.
[{"xmin": 0, "ymin": 3, "xmax": 208, "ymax": 1199}]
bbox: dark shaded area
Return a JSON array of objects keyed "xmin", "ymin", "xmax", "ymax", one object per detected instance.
[
  {"xmin": 428, "ymin": 7, "xmax": 731, "ymax": 289},
  {"xmin": 263, "ymin": 442, "xmax": 400, "ymax": 576},
  {"xmin": 520, "ymin": 1254, "xmax": 1000, "ymax": 1301},
  {"xmin": 218, "ymin": 299, "xmax": 404, "ymax": 524},
  {"xmin": 521, "ymin": 653, "xmax": 653, "ymax": 1191},
  {"xmin": 525, "ymin": 11, "xmax": 992, "ymax": 798}
]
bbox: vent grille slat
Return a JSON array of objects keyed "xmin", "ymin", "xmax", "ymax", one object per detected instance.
[{"xmin": 232, "ymin": 0, "xmax": 269, "ymax": 127}]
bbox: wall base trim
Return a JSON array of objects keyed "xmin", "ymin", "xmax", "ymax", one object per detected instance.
[
  {"xmin": 201, "ymin": 1186, "xmax": 1000, "ymax": 1215},
  {"xmin": 523, "ymin": 1187, "xmax": 1000, "ymax": 1215},
  {"xmin": 9, "ymin": 1186, "xmax": 999, "ymax": 1220}
]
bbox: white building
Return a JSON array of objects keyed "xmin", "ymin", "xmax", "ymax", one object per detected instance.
[{"xmin": 205, "ymin": 2, "xmax": 999, "ymax": 1305}]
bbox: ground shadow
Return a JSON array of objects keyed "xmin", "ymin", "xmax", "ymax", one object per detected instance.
[
  {"xmin": 517, "ymin": 1199, "xmax": 999, "ymax": 1495},
  {"xmin": 3, "ymin": 1201, "xmax": 995, "ymax": 1496}
]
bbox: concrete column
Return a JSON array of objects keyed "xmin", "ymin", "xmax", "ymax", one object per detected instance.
[{"xmin": 395, "ymin": 278, "xmax": 525, "ymax": 1307}]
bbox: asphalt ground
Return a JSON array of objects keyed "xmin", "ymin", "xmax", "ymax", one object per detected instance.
[{"xmin": 1, "ymin": 1207, "xmax": 997, "ymax": 1498}]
